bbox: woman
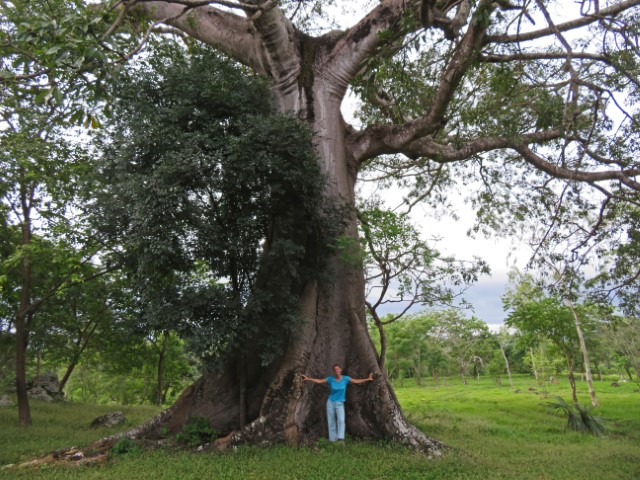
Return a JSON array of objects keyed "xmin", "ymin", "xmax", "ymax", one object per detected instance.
[{"xmin": 302, "ymin": 364, "xmax": 374, "ymax": 442}]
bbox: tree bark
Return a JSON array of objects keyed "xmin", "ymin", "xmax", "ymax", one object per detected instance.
[
  {"xmin": 15, "ymin": 321, "xmax": 31, "ymax": 426},
  {"xmin": 499, "ymin": 342, "xmax": 514, "ymax": 389},
  {"xmin": 530, "ymin": 348, "xmax": 539, "ymax": 382},
  {"xmin": 156, "ymin": 331, "xmax": 169, "ymax": 406},
  {"xmin": 15, "ymin": 172, "xmax": 34, "ymax": 427},
  {"xmin": 564, "ymin": 352, "xmax": 578, "ymax": 403},
  {"xmin": 566, "ymin": 302, "xmax": 599, "ymax": 407},
  {"xmin": 368, "ymin": 306, "xmax": 388, "ymax": 373}
]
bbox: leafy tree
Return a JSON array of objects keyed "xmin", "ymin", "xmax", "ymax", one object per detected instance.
[
  {"xmin": 601, "ymin": 316, "xmax": 640, "ymax": 384},
  {"xmin": 0, "ymin": 111, "xmax": 110, "ymax": 425},
  {"xmin": 4, "ymin": 0, "xmax": 640, "ymax": 450},
  {"xmin": 358, "ymin": 204, "xmax": 488, "ymax": 372},
  {"xmin": 431, "ymin": 309, "xmax": 494, "ymax": 379},
  {"xmin": 29, "ymin": 270, "xmax": 115, "ymax": 394},
  {"xmin": 503, "ymin": 272, "xmax": 603, "ymax": 403},
  {"xmin": 92, "ymin": 43, "xmax": 337, "ymax": 425},
  {"xmin": 371, "ymin": 313, "xmax": 439, "ymax": 385}
]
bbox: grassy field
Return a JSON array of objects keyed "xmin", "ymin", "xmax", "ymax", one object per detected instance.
[{"xmin": 1, "ymin": 375, "xmax": 639, "ymax": 479}]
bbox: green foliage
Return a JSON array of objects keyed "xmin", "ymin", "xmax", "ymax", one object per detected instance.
[
  {"xmin": 110, "ymin": 437, "xmax": 140, "ymax": 456},
  {"xmin": 92, "ymin": 43, "xmax": 341, "ymax": 366},
  {"xmin": 0, "ymin": 0, "xmax": 146, "ymax": 126},
  {"xmin": 503, "ymin": 273, "xmax": 587, "ymax": 354},
  {"xmin": 370, "ymin": 309, "xmax": 497, "ymax": 382},
  {"xmin": 547, "ymin": 395, "xmax": 606, "ymax": 437},
  {"xmin": 62, "ymin": 333, "xmax": 198, "ymax": 405},
  {"xmin": 175, "ymin": 416, "xmax": 219, "ymax": 448}
]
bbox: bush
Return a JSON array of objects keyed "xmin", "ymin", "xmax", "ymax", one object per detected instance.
[
  {"xmin": 175, "ymin": 416, "xmax": 219, "ymax": 447},
  {"xmin": 111, "ymin": 437, "xmax": 140, "ymax": 455},
  {"xmin": 546, "ymin": 395, "xmax": 606, "ymax": 436}
]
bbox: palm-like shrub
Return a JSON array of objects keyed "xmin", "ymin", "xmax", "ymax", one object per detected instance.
[{"xmin": 547, "ymin": 396, "xmax": 606, "ymax": 436}]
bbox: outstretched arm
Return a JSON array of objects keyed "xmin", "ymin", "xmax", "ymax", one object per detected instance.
[
  {"xmin": 301, "ymin": 375, "xmax": 327, "ymax": 384},
  {"xmin": 350, "ymin": 373, "xmax": 374, "ymax": 384}
]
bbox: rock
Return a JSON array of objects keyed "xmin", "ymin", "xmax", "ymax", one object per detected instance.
[
  {"xmin": 0, "ymin": 395, "xmax": 14, "ymax": 407},
  {"xmin": 90, "ymin": 411, "xmax": 126, "ymax": 428},
  {"xmin": 611, "ymin": 382, "xmax": 620, "ymax": 387},
  {"xmin": 27, "ymin": 386, "xmax": 53, "ymax": 402},
  {"xmin": 32, "ymin": 372, "xmax": 60, "ymax": 395}
]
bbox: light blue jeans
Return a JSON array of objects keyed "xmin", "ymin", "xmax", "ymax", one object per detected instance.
[{"xmin": 326, "ymin": 400, "xmax": 345, "ymax": 441}]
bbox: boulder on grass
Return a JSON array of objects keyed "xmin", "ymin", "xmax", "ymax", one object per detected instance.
[
  {"xmin": 32, "ymin": 372, "xmax": 60, "ymax": 395},
  {"xmin": 90, "ymin": 411, "xmax": 126, "ymax": 428},
  {"xmin": 0, "ymin": 394, "xmax": 14, "ymax": 407},
  {"xmin": 27, "ymin": 386, "xmax": 53, "ymax": 402}
]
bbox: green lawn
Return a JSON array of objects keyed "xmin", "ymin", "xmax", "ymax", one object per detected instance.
[{"xmin": 1, "ymin": 375, "xmax": 639, "ymax": 479}]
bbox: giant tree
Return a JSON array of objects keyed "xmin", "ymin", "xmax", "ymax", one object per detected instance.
[{"xmin": 4, "ymin": 0, "xmax": 640, "ymax": 452}]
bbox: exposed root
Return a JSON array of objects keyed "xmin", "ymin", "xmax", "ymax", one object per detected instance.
[
  {"xmin": 88, "ymin": 401, "xmax": 181, "ymax": 450},
  {"xmin": 2, "ymin": 447, "xmax": 109, "ymax": 471}
]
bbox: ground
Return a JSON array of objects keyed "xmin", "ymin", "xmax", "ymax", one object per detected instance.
[{"xmin": 1, "ymin": 375, "xmax": 639, "ymax": 479}]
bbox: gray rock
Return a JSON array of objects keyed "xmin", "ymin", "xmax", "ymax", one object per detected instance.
[
  {"xmin": 90, "ymin": 411, "xmax": 126, "ymax": 428},
  {"xmin": 27, "ymin": 386, "xmax": 53, "ymax": 402},
  {"xmin": 32, "ymin": 372, "xmax": 60, "ymax": 394},
  {"xmin": 0, "ymin": 394, "xmax": 14, "ymax": 407}
]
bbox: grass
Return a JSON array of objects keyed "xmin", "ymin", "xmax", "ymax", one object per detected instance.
[
  {"xmin": 1, "ymin": 374, "xmax": 639, "ymax": 479},
  {"xmin": 0, "ymin": 401, "xmax": 161, "ymax": 466}
]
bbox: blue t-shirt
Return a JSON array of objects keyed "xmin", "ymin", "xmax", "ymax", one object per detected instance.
[{"xmin": 326, "ymin": 376, "xmax": 351, "ymax": 402}]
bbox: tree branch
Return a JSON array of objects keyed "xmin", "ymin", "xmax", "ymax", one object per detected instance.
[
  {"xmin": 352, "ymin": 126, "xmax": 562, "ymax": 167},
  {"xmin": 246, "ymin": 1, "xmax": 301, "ymax": 95},
  {"xmin": 515, "ymin": 144, "xmax": 640, "ymax": 190},
  {"xmin": 325, "ymin": 0, "xmax": 412, "ymax": 92},
  {"xmin": 326, "ymin": 1, "xmax": 475, "ymax": 94},
  {"xmin": 347, "ymin": 0, "xmax": 493, "ymax": 163},
  {"xmin": 485, "ymin": 0, "xmax": 640, "ymax": 45},
  {"xmin": 132, "ymin": 1, "xmax": 267, "ymax": 72}
]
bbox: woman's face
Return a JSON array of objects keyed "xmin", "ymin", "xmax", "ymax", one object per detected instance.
[{"xmin": 333, "ymin": 365, "xmax": 342, "ymax": 376}]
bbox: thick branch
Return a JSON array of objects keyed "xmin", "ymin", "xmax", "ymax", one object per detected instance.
[
  {"xmin": 352, "ymin": 122, "xmax": 560, "ymax": 168},
  {"xmin": 247, "ymin": 2, "xmax": 301, "ymax": 93},
  {"xmin": 325, "ymin": 0, "xmax": 412, "ymax": 91},
  {"xmin": 347, "ymin": 1, "xmax": 492, "ymax": 163},
  {"xmin": 326, "ymin": 1, "xmax": 474, "ymax": 92},
  {"xmin": 133, "ymin": 1, "xmax": 266, "ymax": 72},
  {"xmin": 515, "ymin": 144, "xmax": 640, "ymax": 190}
]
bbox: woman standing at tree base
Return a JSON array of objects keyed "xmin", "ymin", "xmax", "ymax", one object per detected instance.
[{"xmin": 302, "ymin": 364, "xmax": 374, "ymax": 442}]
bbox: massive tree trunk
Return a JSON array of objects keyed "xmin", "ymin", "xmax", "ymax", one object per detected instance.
[{"xmin": 140, "ymin": 70, "xmax": 436, "ymax": 454}]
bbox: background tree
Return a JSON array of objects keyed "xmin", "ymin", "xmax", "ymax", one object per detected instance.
[
  {"xmin": 358, "ymin": 204, "xmax": 488, "ymax": 372},
  {"xmin": 431, "ymin": 309, "xmax": 494, "ymax": 380},
  {"xmin": 0, "ymin": 111, "xmax": 109, "ymax": 425},
  {"xmin": 28, "ymin": 270, "xmax": 115, "ymax": 395},
  {"xmin": 503, "ymin": 272, "xmax": 601, "ymax": 403}
]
